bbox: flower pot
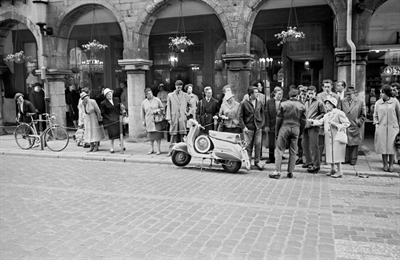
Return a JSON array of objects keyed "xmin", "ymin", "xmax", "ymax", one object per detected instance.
[
  {"xmin": 286, "ymin": 36, "xmax": 298, "ymax": 42},
  {"xmin": 14, "ymin": 59, "xmax": 25, "ymax": 64},
  {"xmin": 176, "ymin": 43, "xmax": 188, "ymax": 51},
  {"xmin": 88, "ymin": 46, "xmax": 100, "ymax": 53}
]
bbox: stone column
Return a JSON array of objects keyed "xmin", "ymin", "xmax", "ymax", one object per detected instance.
[
  {"xmin": 222, "ymin": 53, "xmax": 254, "ymax": 101},
  {"xmin": 0, "ymin": 66, "xmax": 8, "ymax": 135},
  {"xmin": 335, "ymin": 47, "xmax": 369, "ymax": 101},
  {"xmin": 42, "ymin": 69, "xmax": 72, "ymax": 127},
  {"xmin": 118, "ymin": 59, "xmax": 153, "ymax": 140}
]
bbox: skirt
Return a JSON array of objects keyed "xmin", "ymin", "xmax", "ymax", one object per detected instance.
[
  {"xmin": 107, "ymin": 121, "xmax": 121, "ymax": 140},
  {"xmin": 147, "ymin": 131, "xmax": 164, "ymax": 141}
]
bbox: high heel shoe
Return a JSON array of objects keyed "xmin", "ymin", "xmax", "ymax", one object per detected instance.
[
  {"xmin": 388, "ymin": 165, "xmax": 394, "ymax": 172},
  {"xmin": 326, "ymin": 169, "xmax": 337, "ymax": 176},
  {"xmin": 331, "ymin": 173, "xmax": 343, "ymax": 178},
  {"xmin": 307, "ymin": 166, "xmax": 320, "ymax": 174}
]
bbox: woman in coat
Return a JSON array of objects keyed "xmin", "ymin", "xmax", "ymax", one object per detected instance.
[
  {"xmin": 309, "ymin": 97, "xmax": 350, "ymax": 178},
  {"xmin": 373, "ymin": 84, "xmax": 400, "ymax": 172},
  {"xmin": 79, "ymin": 92, "xmax": 105, "ymax": 152},
  {"xmin": 141, "ymin": 88, "xmax": 164, "ymax": 155},
  {"xmin": 185, "ymin": 84, "xmax": 199, "ymax": 128},
  {"xmin": 100, "ymin": 88, "xmax": 126, "ymax": 153},
  {"xmin": 218, "ymin": 91, "xmax": 241, "ymax": 133}
]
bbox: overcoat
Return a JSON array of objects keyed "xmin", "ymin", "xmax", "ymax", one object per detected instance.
[
  {"xmin": 16, "ymin": 100, "xmax": 36, "ymax": 123},
  {"xmin": 338, "ymin": 97, "xmax": 366, "ymax": 146},
  {"xmin": 373, "ymin": 98, "xmax": 400, "ymax": 155},
  {"xmin": 196, "ymin": 97, "xmax": 220, "ymax": 133},
  {"xmin": 312, "ymin": 108, "xmax": 350, "ymax": 163},
  {"xmin": 165, "ymin": 90, "xmax": 190, "ymax": 135},
  {"xmin": 100, "ymin": 97, "xmax": 125, "ymax": 140},
  {"xmin": 141, "ymin": 97, "xmax": 164, "ymax": 132},
  {"xmin": 82, "ymin": 99, "xmax": 105, "ymax": 143}
]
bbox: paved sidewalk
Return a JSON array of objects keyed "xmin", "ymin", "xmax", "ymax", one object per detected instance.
[{"xmin": 1, "ymin": 125, "xmax": 399, "ymax": 177}]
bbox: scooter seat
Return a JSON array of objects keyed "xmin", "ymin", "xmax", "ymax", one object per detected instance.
[{"xmin": 209, "ymin": 130, "xmax": 241, "ymax": 144}]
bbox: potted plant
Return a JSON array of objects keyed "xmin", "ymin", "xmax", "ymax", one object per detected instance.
[
  {"xmin": 3, "ymin": 51, "xmax": 31, "ymax": 64},
  {"xmin": 82, "ymin": 39, "xmax": 108, "ymax": 53},
  {"xmin": 169, "ymin": 36, "xmax": 194, "ymax": 52},
  {"xmin": 275, "ymin": 27, "xmax": 305, "ymax": 46}
]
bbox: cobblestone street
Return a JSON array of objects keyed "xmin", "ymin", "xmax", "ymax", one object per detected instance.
[{"xmin": 0, "ymin": 155, "xmax": 399, "ymax": 259}]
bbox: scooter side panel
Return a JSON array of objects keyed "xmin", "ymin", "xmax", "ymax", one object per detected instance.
[
  {"xmin": 213, "ymin": 151, "xmax": 241, "ymax": 161},
  {"xmin": 171, "ymin": 142, "xmax": 188, "ymax": 153}
]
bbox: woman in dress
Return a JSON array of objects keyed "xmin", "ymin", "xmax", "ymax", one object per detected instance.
[
  {"xmin": 373, "ymin": 84, "xmax": 400, "ymax": 172},
  {"xmin": 218, "ymin": 91, "xmax": 241, "ymax": 133},
  {"xmin": 141, "ymin": 88, "xmax": 164, "ymax": 155},
  {"xmin": 100, "ymin": 88, "xmax": 126, "ymax": 153},
  {"xmin": 79, "ymin": 92, "xmax": 105, "ymax": 152},
  {"xmin": 185, "ymin": 84, "xmax": 199, "ymax": 128},
  {"xmin": 309, "ymin": 97, "xmax": 350, "ymax": 178}
]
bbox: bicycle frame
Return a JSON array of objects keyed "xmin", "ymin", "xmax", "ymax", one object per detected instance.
[{"xmin": 21, "ymin": 114, "xmax": 52, "ymax": 150}]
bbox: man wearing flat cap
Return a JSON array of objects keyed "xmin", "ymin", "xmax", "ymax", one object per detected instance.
[
  {"xmin": 166, "ymin": 80, "xmax": 191, "ymax": 156},
  {"xmin": 337, "ymin": 84, "xmax": 366, "ymax": 165},
  {"xmin": 14, "ymin": 93, "xmax": 37, "ymax": 123}
]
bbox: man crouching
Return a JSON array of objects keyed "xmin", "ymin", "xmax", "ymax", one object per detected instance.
[{"xmin": 269, "ymin": 88, "xmax": 306, "ymax": 179}]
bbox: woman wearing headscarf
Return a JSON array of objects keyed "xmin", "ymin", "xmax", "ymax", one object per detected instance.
[
  {"xmin": 100, "ymin": 88, "xmax": 126, "ymax": 153},
  {"xmin": 218, "ymin": 91, "xmax": 241, "ymax": 133},
  {"xmin": 373, "ymin": 84, "xmax": 400, "ymax": 172},
  {"xmin": 157, "ymin": 83, "xmax": 168, "ymax": 108},
  {"xmin": 79, "ymin": 92, "xmax": 105, "ymax": 152},
  {"xmin": 185, "ymin": 84, "xmax": 199, "ymax": 128},
  {"xmin": 141, "ymin": 88, "xmax": 164, "ymax": 155},
  {"xmin": 309, "ymin": 96, "xmax": 350, "ymax": 178}
]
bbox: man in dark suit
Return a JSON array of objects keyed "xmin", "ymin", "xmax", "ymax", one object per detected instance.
[
  {"xmin": 15, "ymin": 93, "xmax": 36, "ymax": 123},
  {"xmin": 196, "ymin": 86, "xmax": 220, "ymax": 134},
  {"xmin": 265, "ymin": 87, "xmax": 285, "ymax": 164}
]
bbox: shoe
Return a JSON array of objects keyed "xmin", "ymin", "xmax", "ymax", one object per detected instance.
[
  {"xmin": 120, "ymin": 144, "xmax": 126, "ymax": 151},
  {"xmin": 287, "ymin": 172, "xmax": 293, "ymax": 178},
  {"xmin": 331, "ymin": 173, "xmax": 343, "ymax": 178},
  {"xmin": 148, "ymin": 151, "xmax": 154, "ymax": 155},
  {"xmin": 269, "ymin": 171, "xmax": 281, "ymax": 179},
  {"xmin": 388, "ymin": 165, "xmax": 394, "ymax": 172},
  {"xmin": 326, "ymin": 169, "xmax": 337, "ymax": 176},
  {"xmin": 254, "ymin": 163, "xmax": 264, "ymax": 171},
  {"xmin": 343, "ymin": 161, "xmax": 350, "ymax": 164},
  {"xmin": 398, "ymin": 160, "xmax": 400, "ymax": 166},
  {"xmin": 156, "ymin": 151, "xmax": 161, "ymax": 155},
  {"xmin": 167, "ymin": 151, "xmax": 172, "ymax": 157},
  {"xmin": 110, "ymin": 149, "xmax": 114, "ymax": 154},
  {"xmin": 302, "ymin": 163, "xmax": 313, "ymax": 168},
  {"xmin": 295, "ymin": 158, "xmax": 303, "ymax": 165},
  {"xmin": 350, "ymin": 161, "xmax": 356, "ymax": 166},
  {"xmin": 383, "ymin": 165, "xmax": 389, "ymax": 172},
  {"xmin": 265, "ymin": 159, "xmax": 275, "ymax": 164},
  {"xmin": 307, "ymin": 166, "xmax": 320, "ymax": 174}
]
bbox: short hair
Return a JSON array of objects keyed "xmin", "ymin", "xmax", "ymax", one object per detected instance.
[
  {"xmin": 289, "ymin": 88, "xmax": 299, "ymax": 98},
  {"xmin": 251, "ymin": 80, "xmax": 263, "ymax": 87},
  {"xmin": 323, "ymin": 79, "xmax": 333, "ymax": 86},
  {"xmin": 381, "ymin": 84, "xmax": 393, "ymax": 97},
  {"xmin": 308, "ymin": 85, "xmax": 317, "ymax": 92},
  {"xmin": 222, "ymin": 85, "xmax": 231, "ymax": 94},
  {"xmin": 120, "ymin": 81, "xmax": 127, "ymax": 85},
  {"xmin": 82, "ymin": 87, "xmax": 90, "ymax": 94},
  {"xmin": 184, "ymin": 84, "xmax": 193, "ymax": 92},
  {"xmin": 391, "ymin": 82, "xmax": 400, "ymax": 89},
  {"xmin": 33, "ymin": 82, "xmax": 43, "ymax": 88},
  {"xmin": 274, "ymin": 86, "xmax": 283, "ymax": 93},
  {"xmin": 158, "ymin": 84, "xmax": 165, "ymax": 90},
  {"xmin": 204, "ymin": 86, "xmax": 212, "ymax": 92},
  {"xmin": 248, "ymin": 87, "xmax": 257, "ymax": 95},
  {"xmin": 336, "ymin": 80, "xmax": 346, "ymax": 88},
  {"xmin": 144, "ymin": 87, "xmax": 152, "ymax": 94}
]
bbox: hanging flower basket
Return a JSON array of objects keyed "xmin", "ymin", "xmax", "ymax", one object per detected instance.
[
  {"xmin": 3, "ymin": 51, "xmax": 31, "ymax": 63},
  {"xmin": 275, "ymin": 27, "xmax": 305, "ymax": 46},
  {"xmin": 82, "ymin": 39, "xmax": 108, "ymax": 53},
  {"xmin": 169, "ymin": 36, "xmax": 194, "ymax": 52}
]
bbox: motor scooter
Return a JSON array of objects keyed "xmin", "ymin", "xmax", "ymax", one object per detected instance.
[{"xmin": 171, "ymin": 119, "xmax": 251, "ymax": 173}]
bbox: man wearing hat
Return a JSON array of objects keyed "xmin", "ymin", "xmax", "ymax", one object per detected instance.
[
  {"xmin": 166, "ymin": 80, "xmax": 191, "ymax": 157},
  {"xmin": 337, "ymin": 84, "xmax": 366, "ymax": 165},
  {"xmin": 14, "ymin": 93, "xmax": 37, "ymax": 123}
]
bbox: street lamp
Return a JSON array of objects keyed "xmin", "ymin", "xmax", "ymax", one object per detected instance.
[{"xmin": 32, "ymin": 0, "xmax": 53, "ymax": 35}]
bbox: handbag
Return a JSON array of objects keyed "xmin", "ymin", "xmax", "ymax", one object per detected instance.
[
  {"xmin": 335, "ymin": 128, "xmax": 348, "ymax": 144},
  {"xmin": 395, "ymin": 134, "xmax": 400, "ymax": 149},
  {"xmin": 122, "ymin": 115, "xmax": 129, "ymax": 125}
]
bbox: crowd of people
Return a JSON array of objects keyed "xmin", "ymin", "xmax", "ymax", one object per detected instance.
[{"xmin": 13, "ymin": 79, "xmax": 400, "ymax": 175}]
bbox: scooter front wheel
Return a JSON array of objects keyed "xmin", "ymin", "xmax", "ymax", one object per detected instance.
[
  {"xmin": 222, "ymin": 161, "xmax": 242, "ymax": 173},
  {"xmin": 171, "ymin": 151, "xmax": 192, "ymax": 167}
]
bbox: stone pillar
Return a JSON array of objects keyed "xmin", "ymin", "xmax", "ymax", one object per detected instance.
[
  {"xmin": 335, "ymin": 47, "xmax": 369, "ymax": 101},
  {"xmin": 118, "ymin": 59, "xmax": 153, "ymax": 140},
  {"xmin": 222, "ymin": 53, "xmax": 254, "ymax": 101},
  {"xmin": 0, "ymin": 66, "xmax": 8, "ymax": 135},
  {"xmin": 42, "ymin": 69, "xmax": 72, "ymax": 127}
]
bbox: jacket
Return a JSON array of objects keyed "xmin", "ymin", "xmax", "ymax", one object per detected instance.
[
  {"xmin": 16, "ymin": 100, "xmax": 36, "ymax": 123},
  {"xmin": 276, "ymin": 98, "xmax": 306, "ymax": 134},
  {"xmin": 239, "ymin": 99, "xmax": 264, "ymax": 130},
  {"xmin": 265, "ymin": 97, "xmax": 286, "ymax": 129},
  {"xmin": 338, "ymin": 96, "xmax": 366, "ymax": 146}
]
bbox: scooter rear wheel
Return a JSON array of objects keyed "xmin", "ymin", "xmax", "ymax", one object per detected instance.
[
  {"xmin": 222, "ymin": 161, "xmax": 242, "ymax": 173},
  {"xmin": 171, "ymin": 151, "xmax": 192, "ymax": 167}
]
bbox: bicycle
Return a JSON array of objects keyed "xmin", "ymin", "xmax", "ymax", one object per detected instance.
[{"xmin": 14, "ymin": 113, "xmax": 69, "ymax": 152}]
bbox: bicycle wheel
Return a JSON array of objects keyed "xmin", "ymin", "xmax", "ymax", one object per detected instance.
[
  {"xmin": 44, "ymin": 125, "xmax": 69, "ymax": 152},
  {"xmin": 14, "ymin": 124, "xmax": 36, "ymax": 150}
]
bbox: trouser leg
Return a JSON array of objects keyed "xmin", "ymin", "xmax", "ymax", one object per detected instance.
[
  {"xmin": 302, "ymin": 129, "xmax": 312, "ymax": 164},
  {"xmin": 297, "ymin": 135, "xmax": 303, "ymax": 158},
  {"xmin": 268, "ymin": 131, "xmax": 276, "ymax": 161},
  {"xmin": 275, "ymin": 127, "xmax": 288, "ymax": 173},
  {"xmin": 349, "ymin": 145, "xmax": 359, "ymax": 164},
  {"xmin": 244, "ymin": 129, "xmax": 255, "ymax": 159},
  {"xmin": 288, "ymin": 128, "xmax": 299, "ymax": 173},
  {"xmin": 310, "ymin": 127, "xmax": 320, "ymax": 167},
  {"xmin": 254, "ymin": 129, "xmax": 262, "ymax": 163},
  {"xmin": 319, "ymin": 134, "xmax": 325, "ymax": 162}
]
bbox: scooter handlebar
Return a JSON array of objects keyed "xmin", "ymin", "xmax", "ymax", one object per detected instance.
[{"xmin": 188, "ymin": 118, "xmax": 205, "ymax": 130}]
